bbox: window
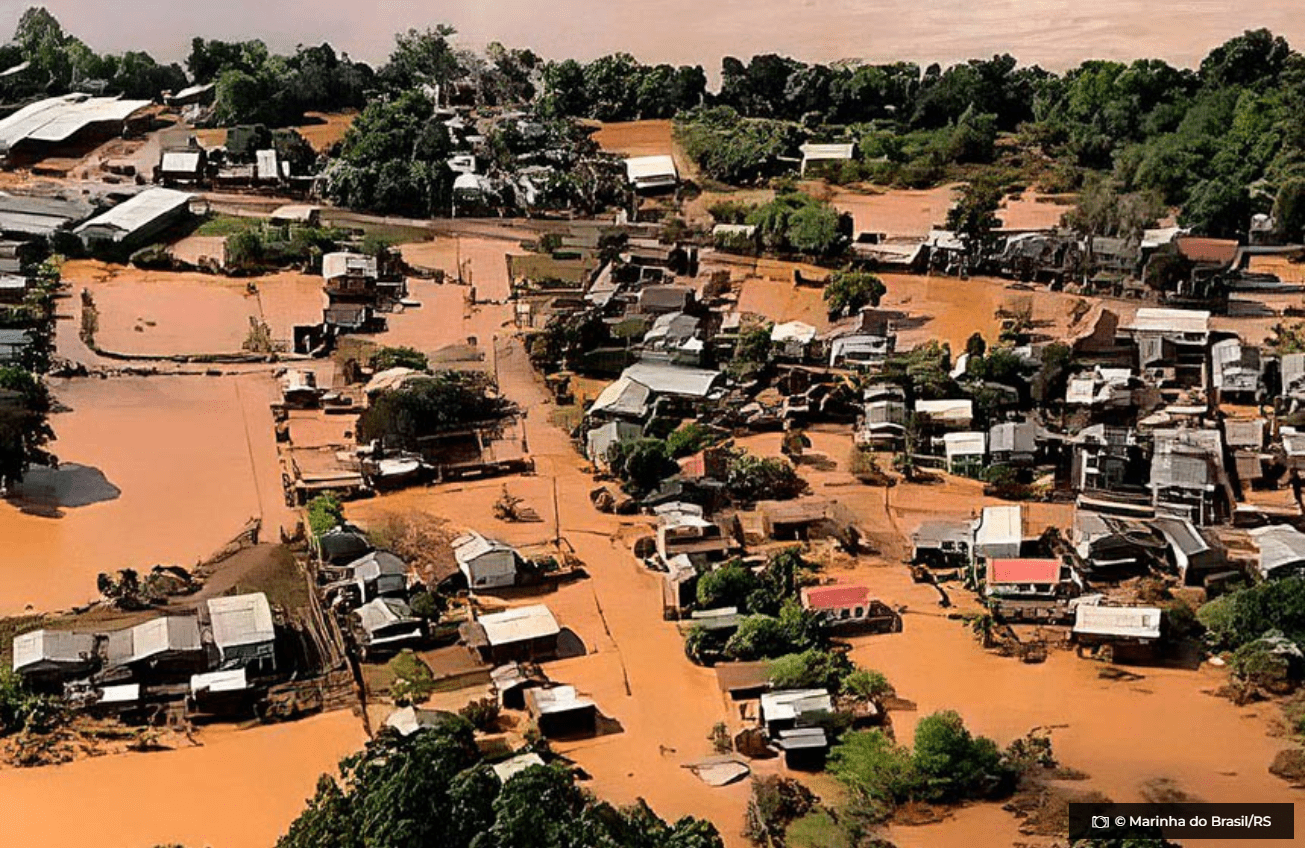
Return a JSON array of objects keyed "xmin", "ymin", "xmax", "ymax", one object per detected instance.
[{"xmin": 854, "ymin": 607, "xmax": 864, "ymax": 618}]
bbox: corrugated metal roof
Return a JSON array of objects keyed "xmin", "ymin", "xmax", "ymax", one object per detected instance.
[
  {"xmin": 914, "ymin": 398, "xmax": 973, "ymax": 422},
  {"xmin": 943, "ymin": 431, "xmax": 986, "ymax": 457},
  {"xmin": 1126, "ymin": 308, "xmax": 1210, "ymax": 335},
  {"xmin": 622, "ymin": 362, "xmax": 721, "ymax": 398},
  {"xmin": 453, "ymin": 531, "xmax": 516, "ymax": 564},
  {"xmin": 1073, "ymin": 604, "xmax": 1162, "ymax": 639},
  {"xmin": 322, "ymin": 251, "xmax": 378, "ymax": 280},
  {"xmin": 492, "ymin": 752, "xmax": 545, "ymax": 782},
  {"xmin": 76, "ymin": 187, "xmax": 191, "ymax": 237},
  {"xmin": 126, "ymin": 616, "xmax": 202, "ymax": 662},
  {"xmin": 478, "ymin": 604, "xmax": 560, "ymax": 646},
  {"xmin": 800, "ymin": 142, "xmax": 855, "ymax": 160},
  {"xmin": 589, "ymin": 375, "xmax": 652, "ymax": 417},
  {"xmin": 759, "ymin": 689, "xmax": 832, "ymax": 723},
  {"xmin": 1249, "ymin": 524, "xmax": 1305, "ymax": 578},
  {"xmin": 0, "ymin": 95, "xmax": 149, "ymax": 149},
  {"xmin": 526, "ymin": 684, "xmax": 596, "ymax": 716},
  {"xmin": 976, "ymin": 505, "xmax": 1022, "ymax": 548},
  {"xmin": 190, "ymin": 668, "xmax": 248, "ymax": 694},
  {"xmin": 160, "ymin": 150, "xmax": 202, "ymax": 172},
  {"xmin": 624, "ymin": 155, "xmax": 677, "ymax": 183},
  {"xmin": 206, "ymin": 592, "xmax": 275, "ymax": 649}
]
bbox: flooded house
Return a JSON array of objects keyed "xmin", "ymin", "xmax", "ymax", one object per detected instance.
[
  {"xmin": 1071, "ymin": 425, "xmax": 1152, "ymax": 517},
  {"xmin": 1066, "ymin": 366, "xmax": 1137, "ymax": 411},
  {"xmin": 75, "ymin": 187, "xmax": 194, "ymax": 252},
  {"xmin": 1071, "ymin": 602, "xmax": 1164, "ymax": 661},
  {"xmin": 855, "ymin": 384, "xmax": 907, "ymax": 449},
  {"xmin": 325, "ymin": 550, "xmax": 410, "ymax": 605},
  {"xmin": 0, "ymin": 193, "xmax": 94, "ymax": 240},
  {"xmin": 1282, "ymin": 353, "xmax": 1305, "ymax": 404},
  {"xmin": 799, "ymin": 584, "xmax": 897, "ymax": 633},
  {"xmin": 585, "ymin": 420, "xmax": 642, "ymax": 469},
  {"xmin": 1151, "ymin": 516, "xmax": 1223, "ymax": 584},
  {"xmin": 1073, "ymin": 512, "xmax": 1165, "ymax": 579},
  {"xmin": 524, "ymin": 685, "xmax": 598, "ymax": 737},
  {"xmin": 984, "ymin": 557, "xmax": 1082, "ymax": 622},
  {"xmin": 974, "ymin": 505, "xmax": 1023, "ymax": 562},
  {"xmin": 490, "ymin": 662, "xmax": 548, "ymax": 709},
  {"xmin": 1225, "ymin": 418, "xmax": 1268, "ymax": 491},
  {"xmin": 759, "ymin": 689, "xmax": 833, "ymax": 768},
  {"xmin": 454, "ymin": 532, "xmax": 522, "ymax": 590},
  {"xmin": 1248, "ymin": 524, "xmax": 1305, "ymax": 580},
  {"xmin": 352, "ymin": 598, "xmax": 425, "ymax": 657},
  {"xmin": 462, "ymin": 604, "xmax": 562, "ymax": 665},
  {"xmin": 655, "ymin": 502, "xmax": 734, "ymax": 564},
  {"xmin": 737, "ymin": 498, "xmax": 834, "ymax": 544},
  {"xmin": 11, "ymin": 630, "xmax": 97, "ymax": 691},
  {"xmin": 104, "ymin": 615, "xmax": 206, "ymax": 681},
  {"xmin": 911, "ymin": 519, "xmax": 973, "ymax": 568},
  {"xmin": 205, "ymin": 593, "xmax": 277, "ymax": 674}
]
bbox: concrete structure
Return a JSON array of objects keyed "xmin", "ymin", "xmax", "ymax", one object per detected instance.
[{"xmin": 974, "ymin": 505, "xmax": 1022, "ymax": 561}]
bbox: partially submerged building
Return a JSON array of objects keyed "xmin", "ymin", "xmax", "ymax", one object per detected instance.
[
  {"xmin": 205, "ymin": 593, "xmax": 277, "ymax": 673},
  {"xmin": 11, "ymin": 629, "xmax": 97, "ymax": 689},
  {"xmin": 75, "ymin": 187, "xmax": 193, "ymax": 252},
  {"xmin": 454, "ymin": 532, "xmax": 521, "ymax": 590},
  {"xmin": 524, "ymin": 685, "xmax": 598, "ymax": 737},
  {"xmin": 463, "ymin": 604, "xmax": 562, "ymax": 665}
]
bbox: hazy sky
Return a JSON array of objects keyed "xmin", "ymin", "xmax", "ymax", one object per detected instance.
[{"xmin": 1, "ymin": 1, "xmax": 1301, "ymax": 75}]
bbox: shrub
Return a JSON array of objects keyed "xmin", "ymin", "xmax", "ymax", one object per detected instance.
[
  {"xmin": 306, "ymin": 492, "xmax": 345, "ymax": 538},
  {"xmin": 459, "ymin": 697, "xmax": 501, "ymax": 731},
  {"xmin": 841, "ymin": 669, "xmax": 893, "ymax": 702}
]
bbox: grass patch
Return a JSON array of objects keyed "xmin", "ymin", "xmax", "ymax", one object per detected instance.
[
  {"xmin": 194, "ymin": 215, "xmax": 262, "ymax": 237},
  {"xmin": 787, "ymin": 809, "xmax": 852, "ymax": 848}
]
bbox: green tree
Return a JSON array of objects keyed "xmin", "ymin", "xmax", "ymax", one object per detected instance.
[
  {"xmin": 767, "ymin": 648, "xmax": 854, "ymax": 690},
  {"xmin": 696, "ymin": 560, "xmax": 760, "ymax": 610},
  {"xmin": 371, "ymin": 346, "xmax": 430, "ymax": 372},
  {"xmin": 911, "ymin": 710, "xmax": 1012, "ymax": 802},
  {"xmin": 306, "ymin": 492, "xmax": 345, "ymax": 538},
  {"xmin": 357, "ymin": 371, "xmax": 515, "ymax": 451},
  {"xmin": 823, "ymin": 269, "xmax": 886, "ymax": 319},
  {"xmin": 0, "ymin": 366, "xmax": 55, "ymax": 487},
  {"xmin": 945, "ymin": 178, "xmax": 1003, "ymax": 262},
  {"xmin": 1273, "ymin": 177, "xmax": 1305, "ymax": 242},
  {"xmin": 607, "ymin": 438, "xmax": 678, "ymax": 496},
  {"xmin": 724, "ymin": 449, "xmax": 807, "ymax": 503}
]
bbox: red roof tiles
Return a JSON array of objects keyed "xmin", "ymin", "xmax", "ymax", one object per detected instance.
[
  {"xmin": 802, "ymin": 584, "xmax": 871, "ymax": 610},
  {"xmin": 988, "ymin": 558, "xmax": 1063, "ymax": 584}
]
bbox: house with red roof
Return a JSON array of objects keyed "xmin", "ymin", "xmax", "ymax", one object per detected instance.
[
  {"xmin": 800, "ymin": 584, "xmax": 899, "ymax": 633},
  {"xmin": 983, "ymin": 556, "xmax": 1082, "ymax": 623}
]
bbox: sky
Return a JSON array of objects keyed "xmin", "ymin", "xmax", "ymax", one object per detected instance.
[{"xmin": 1, "ymin": 1, "xmax": 1302, "ymax": 77}]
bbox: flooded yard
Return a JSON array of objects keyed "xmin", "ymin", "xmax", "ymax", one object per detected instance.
[{"xmin": 0, "ymin": 374, "xmax": 291, "ymax": 615}]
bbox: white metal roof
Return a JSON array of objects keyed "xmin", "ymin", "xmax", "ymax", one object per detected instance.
[
  {"xmin": 453, "ymin": 531, "xmax": 516, "ymax": 565},
  {"xmin": 943, "ymin": 431, "xmax": 986, "ymax": 457},
  {"xmin": 1126, "ymin": 308, "xmax": 1210, "ymax": 335},
  {"xmin": 160, "ymin": 150, "xmax": 202, "ymax": 172},
  {"xmin": 190, "ymin": 668, "xmax": 249, "ymax": 694},
  {"xmin": 526, "ymin": 685, "xmax": 595, "ymax": 715},
  {"xmin": 322, "ymin": 251, "xmax": 378, "ymax": 280},
  {"xmin": 914, "ymin": 398, "xmax": 973, "ymax": 421},
  {"xmin": 0, "ymin": 95, "xmax": 150, "ymax": 149},
  {"xmin": 624, "ymin": 155, "xmax": 677, "ymax": 183},
  {"xmin": 477, "ymin": 604, "xmax": 560, "ymax": 646},
  {"xmin": 589, "ymin": 375, "xmax": 653, "ymax": 417},
  {"xmin": 800, "ymin": 142, "xmax": 855, "ymax": 160},
  {"xmin": 759, "ymin": 689, "xmax": 832, "ymax": 723},
  {"xmin": 1249, "ymin": 524, "xmax": 1305, "ymax": 578},
  {"xmin": 975, "ymin": 505, "xmax": 1022, "ymax": 547},
  {"xmin": 255, "ymin": 149, "xmax": 280, "ymax": 180},
  {"xmin": 128, "ymin": 616, "xmax": 202, "ymax": 662},
  {"xmin": 622, "ymin": 362, "xmax": 721, "ymax": 398},
  {"xmin": 1073, "ymin": 604, "xmax": 1162, "ymax": 640},
  {"xmin": 12, "ymin": 629, "xmax": 96, "ymax": 671},
  {"xmin": 771, "ymin": 321, "xmax": 817, "ymax": 344},
  {"xmin": 491, "ymin": 752, "xmax": 545, "ymax": 782},
  {"xmin": 99, "ymin": 683, "xmax": 141, "ymax": 704},
  {"xmin": 76, "ymin": 188, "xmax": 191, "ymax": 237},
  {"xmin": 206, "ymin": 593, "xmax": 275, "ymax": 649}
]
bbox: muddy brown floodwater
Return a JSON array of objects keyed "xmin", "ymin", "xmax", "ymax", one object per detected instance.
[
  {"xmin": 0, "ymin": 711, "xmax": 365, "ymax": 848},
  {"xmin": 0, "ymin": 374, "xmax": 292, "ymax": 616}
]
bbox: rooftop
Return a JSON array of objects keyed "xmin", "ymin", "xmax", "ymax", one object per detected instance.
[
  {"xmin": 1073, "ymin": 603, "xmax": 1162, "ymax": 639},
  {"xmin": 987, "ymin": 558, "xmax": 1062, "ymax": 584},
  {"xmin": 206, "ymin": 592, "xmax": 275, "ymax": 649},
  {"xmin": 76, "ymin": 188, "xmax": 191, "ymax": 237},
  {"xmin": 802, "ymin": 584, "xmax": 871, "ymax": 610},
  {"xmin": 477, "ymin": 604, "xmax": 560, "ymax": 646}
]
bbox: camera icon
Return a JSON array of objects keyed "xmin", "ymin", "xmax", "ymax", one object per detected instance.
[{"xmin": 1091, "ymin": 816, "xmax": 1110, "ymax": 829}]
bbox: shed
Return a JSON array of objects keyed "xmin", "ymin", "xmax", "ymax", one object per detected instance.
[
  {"xmin": 1151, "ymin": 516, "xmax": 1221, "ymax": 583},
  {"xmin": 774, "ymin": 726, "xmax": 830, "ymax": 769},
  {"xmin": 911, "ymin": 519, "xmax": 972, "ymax": 568},
  {"xmin": 205, "ymin": 592, "xmax": 276, "ymax": 671},
  {"xmin": 525, "ymin": 685, "xmax": 598, "ymax": 737},
  {"xmin": 714, "ymin": 661, "xmax": 773, "ymax": 700},
  {"xmin": 588, "ymin": 376, "xmax": 653, "ymax": 419},
  {"xmin": 464, "ymin": 604, "xmax": 561, "ymax": 664},
  {"xmin": 107, "ymin": 615, "xmax": 204, "ymax": 673},
  {"xmin": 490, "ymin": 662, "xmax": 548, "ymax": 709},
  {"xmin": 384, "ymin": 705, "xmax": 461, "ymax": 736},
  {"xmin": 1072, "ymin": 603, "xmax": 1163, "ymax": 644},
  {"xmin": 454, "ymin": 531, "xmax": 520, "ymax": 590},
  {"xmin": 341, "ymin": 550, "xmax": 409, "ymax": 600},
  {"xmin": 624, "ymin": 155, "xmax": 678, "ymax": 192}
]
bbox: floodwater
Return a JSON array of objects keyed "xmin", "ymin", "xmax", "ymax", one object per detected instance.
[
  {"xmin": 0, "ymin": 711, "xmax": 366, "ymax": 848},
  {"xmin": 13, "ymin": 1, "xmax": 1305, "ymax": 77},
  {"xmin": 0, "ymin": 374, "xmax": 291, "ymax": 615}
]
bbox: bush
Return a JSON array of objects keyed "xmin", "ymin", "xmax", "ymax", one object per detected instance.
[
  {"xmin": 841, "ymin": 669, "xmax": 893, "ymax": 702},
  {"xmin": 371, "ymin": 346, "xmax": 429, "ymax": 372},
  {"xmin": 606, "ymin": 437, "xmax": 678, "ymax": 496},
  {"xmin": 768, "ymin": 649, "xmax": 854, "ymax": 690},
  {"xmin": 306, "ymin": 492, "xmax": 345, "ymax": 538},
  {"xmin": 696, "ymin": 560, "xmax": 760, "ymax": 610},
  {"xmin": 666, "ymin": 422, "xmax": 717, "ymax": 458},
  {"xmin": 725, "ymin": 449, "xmax": 807, "ymax": 504},
  {"xmin": 388, "ymin": 650, "xmax": 437, "ymax": 705},
  {"xmin": 823, "ymin": 269, "xmax": 886, "ymax": 319},
  {"xmin": 1196, "ymin": 577, "xmax": 1305, "ymax": 652},
  {"xmin": 459, "ymin": 697, "xmax": 501, "ymax": 731}
]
